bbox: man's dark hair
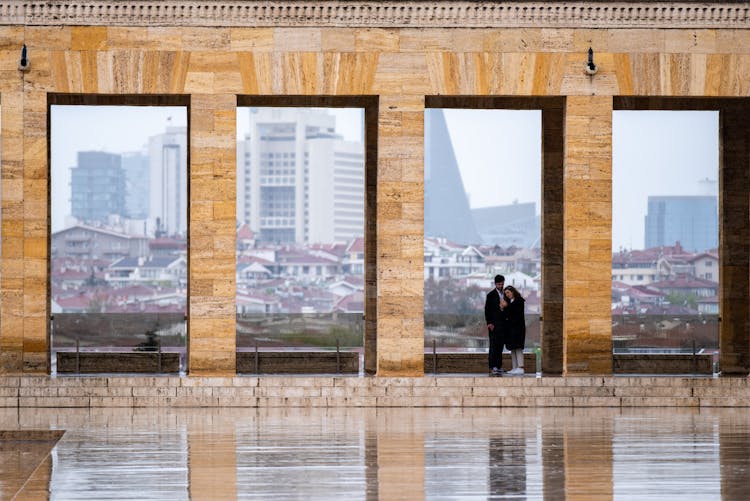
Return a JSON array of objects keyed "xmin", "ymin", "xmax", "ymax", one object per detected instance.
[{"xmin": 494, "ymin": 274, "xmax": 505, "ymax": 283}]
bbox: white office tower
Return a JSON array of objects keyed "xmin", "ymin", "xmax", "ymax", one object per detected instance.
[
  {"xmin": 238, "ymin": 108, "xmax": 364, "ymax": 245},
  {"xmin": 148, "ymin": 126, "xmax": 187, "ymax": 237}
]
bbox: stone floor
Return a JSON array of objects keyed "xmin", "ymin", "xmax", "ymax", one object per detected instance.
[{"xmin": 1, "ymin": 407, "xmax": 749, "ymax": 499}]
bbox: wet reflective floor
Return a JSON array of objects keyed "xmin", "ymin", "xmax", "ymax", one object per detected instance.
[{"xmin": 1, "ymin": 407, "xmax": 749, "ymax": 500}]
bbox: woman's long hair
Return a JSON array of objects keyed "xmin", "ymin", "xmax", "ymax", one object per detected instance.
[{"xmin": 503, "ymin": 285, "xmax": 524, "ymax": 301}]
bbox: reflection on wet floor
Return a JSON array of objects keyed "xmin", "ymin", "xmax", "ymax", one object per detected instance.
[{"xmin": 0, "ymin": 407, "xmax": 749, "ymax": 499}]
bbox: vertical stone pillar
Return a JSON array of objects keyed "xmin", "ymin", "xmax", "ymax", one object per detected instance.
[
  {"xmin": 189, "ymin": 94, "xmax": 236, "ymax": 375},
  {"xmin": 376, "ymin": 95, "xmax": 424, "ymax": 376},
  {"xmin": 0, "ymin": 92, "xmax": 24, "ymax": 373},
  {"xmin": 562, "ymin": 96, "xmax": 613, "ymax": 375},
  {"xmin": 0, "ymin": 89, "xmax": 48, "ymax": 374},
  {"xmin": 541, "ymin": 102, "xmax": 565, "ymax": 375},
  {"xmin": 719, "ymin": 106, "xmax": 750, "ymax": 375}
]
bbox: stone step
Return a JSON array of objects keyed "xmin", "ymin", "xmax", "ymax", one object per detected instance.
[{"xmin": 0, "ymin": 375, "xmax": 747, "ymax": 408}]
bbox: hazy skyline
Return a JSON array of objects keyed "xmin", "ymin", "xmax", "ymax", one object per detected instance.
[
  {"xmin": 440, "ymin": 108, "xmax": 718, "ymax": 251},
  {"xmin": 442, "ymin": 109, "xmax": 542, "ymax": 213},
  {"xmin": 613, "ymin": 110, "xmax": 718, "ymax": 251},
  {"xmin": 51, "ymin": 106, "xmax": 188, "ymax": 233},
  {"xmin": 49, "ymin": 106, "xmax": 718, "ymax": 252},
  {"xmin": 236, "ymin": 107, "xmax": 364, "ymax": 142}
]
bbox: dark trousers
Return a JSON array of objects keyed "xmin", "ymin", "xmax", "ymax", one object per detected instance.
[{"xmin": 488, "ymin": 330, "xmax": 504, "ymax": 370}]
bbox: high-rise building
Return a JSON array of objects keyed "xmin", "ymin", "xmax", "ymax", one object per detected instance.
[
  {"xmin": 237, "ymin": 108, "xmax": 364, "ymax": 245},
  {"xmin": 122, "ymin": 151, "xmax": 150, "ymax": 220},
  {"xmin": 644, "ymin": 195, "xmax": 718, "ymax": 253},
  {"xmin": 148, "ymin": 126, "xmax": 187, "ymax": 237},
  {"xmin": 424, "ymin": 109, "xmax": 480, "ymax": 245},
  {"xmin": 70, "ymin": 151, "xmax": 126, "ymax": 225}
]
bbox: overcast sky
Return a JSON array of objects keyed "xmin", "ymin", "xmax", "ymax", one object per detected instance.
[
  {"xmin": 612, "ymin": 110, "xmax": 718, "ymax": 251},
  {"xmin": 442, "ymin": 109, "xmax": 542, "ymax": 211}
]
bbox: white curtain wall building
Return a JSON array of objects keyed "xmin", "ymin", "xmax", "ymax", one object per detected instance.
[{"xmin": 237, "ymin": 108, "xmax": 364, "ymax": 245}]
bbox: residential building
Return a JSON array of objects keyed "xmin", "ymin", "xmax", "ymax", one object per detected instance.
[
  {"xmin": 51, "ymin": 225, "xmax": 149, "ymax": 260},
  {"xmin": 690, "ymin": 252, "xmax": 719, "ymax": 281}
]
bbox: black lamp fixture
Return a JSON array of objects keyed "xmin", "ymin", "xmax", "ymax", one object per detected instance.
[
  {"xmin": 585, "ymin": 47, "xmax": 597, "ymax": 76},
  {"xmin": 18, "ymin": 44, "xmax": 29, "ymax": 71}
]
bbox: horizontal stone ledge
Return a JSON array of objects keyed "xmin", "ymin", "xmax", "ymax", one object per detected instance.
[{"xmin": 3, "ymin": 1, "xmax": 749, "ymax": 29}]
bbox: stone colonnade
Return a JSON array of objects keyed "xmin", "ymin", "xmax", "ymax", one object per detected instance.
[{"xmin": 1, "ymin": 1, "xmax": 750, "ymax": 376}]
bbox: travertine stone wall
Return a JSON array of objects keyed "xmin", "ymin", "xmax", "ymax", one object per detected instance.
[
  {"xmin": 189, "ymin": 94, "xmax": 237, "ymax": 375},
  {"xmin": 0, "ymin": 13, "xmax": 750, "ymax": 376},
  {"xmin": 563, "ymin": 96, "xmax": 613, "ymax": 375}
]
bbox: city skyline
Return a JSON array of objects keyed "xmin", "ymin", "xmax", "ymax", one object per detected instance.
[
  {"xmin": 51, "ymin": 106, "xmax": 188, "ymax": 233},
  {"xmin": 50, "ymin": 106, "xmax": 719, "ymax": 253}
]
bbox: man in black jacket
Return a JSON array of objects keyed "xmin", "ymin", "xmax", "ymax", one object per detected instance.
[{"xmin": 484, "ymin": 275, "xmax": 505, "ymax": 376}]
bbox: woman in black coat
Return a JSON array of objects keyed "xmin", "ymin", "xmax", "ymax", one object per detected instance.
[{"xmin": 503, "ymin": 286, "xmax": 526, "ymax": 375}]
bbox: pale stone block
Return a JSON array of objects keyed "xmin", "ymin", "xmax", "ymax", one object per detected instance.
[
  {"xmin": 621, "ymin": 397, "xmax": 699, "ymax": 407},
  {"xmin": 230, "ymin": 28, "xmax": 274, "ymax": 51},
  {"xmin": 0, "ymin": 377, "xmax": 20, "ymax": 387},
  {"xmin": 0, "ymin": 387, "xmax": 18, "ymax": 397},
  {"xmin": 332, "ymin": 377, "xmax": 371, "ymax": 388},
  {"xmin": 614, "ymin": 386, "xmax": 694, "ymax": 397},
  {"xmin": 258, "ymin": 397, "xmax": 326, "ymax": 407},
  {"xmin": 321, "ymin": 29, "xmax": 356, "ymax": 52},
  {"xmin": 0, "ymin": 397, "xmax": 18, "ymax": 407},
  {"xmin": 132, "ymin": 387, "xmax": 178, "ymax": 397},
  {"xmin": 327, "ymin": 396, "xmax": 377, "ymax": 407},
  {"xmin": 433, "ymin": 377, "xmax": 477, "ymax": 387},
  {"xmin": 255, "ymin": 386, "xmax": 322, "ymax": 398},
  {"xmin": 355, "ymin": 29, "xmax": 399, "ymax": 52},
  {"xmin": 384, "ymin": 386, "xmax": 412, "ymax": 397},
  {"xmin": 213, "ymin": 387, "xmax": 256, "ymax": 398},
  {"xmin": 273, "ymin": 28, "xmax": 321, "ymax": 52},
  {"xmin": 215, "ymin": 396, "xmax": 257, "ymax": 407},
  {"xmin": 181, "ymin": 377, "xmax": 234, "ymax": 388},
  {"xmin": 258, "ymin": 377, "xmax": 334, "ymax": 388},
  {"xmin": 89, "ymin": 397, "xmax": 134, "ymax": 407},
  {"xmin": 699, "ymin": 397, "xmax": 750, "ymax": 407},
  {"xmin": 460, "ymin": 396, "xmax": 504, "ymax": 407},
  {"xmin": 20, "ymin": 396, "xmax": 89, "ymax": 407},
  {"xmin": 554, "ymin": 386, "xmax": 614, "ymax": 397}
]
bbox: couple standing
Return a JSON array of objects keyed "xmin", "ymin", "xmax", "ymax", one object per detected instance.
[{"xmin": 484, "ymin": 274, "xmax": 526, "ymax": 376}]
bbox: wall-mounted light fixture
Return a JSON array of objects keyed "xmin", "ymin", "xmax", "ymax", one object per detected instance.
[
  {"xmin": 585, "ymin": 47, "xmax": 597, "ymax": 76},
  {"xmin": 18, "ymin": 44, "xmax": 29, "ymax": 71}
]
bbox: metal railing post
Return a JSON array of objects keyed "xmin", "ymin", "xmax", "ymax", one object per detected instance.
[
  {"xmin": 336, "ymin": 338, "xmax": 341, "ymax": 374},
  {"xmin": 254, "ymin": 340, "xmax": 259, "ymax": 374},
  {"xmin": 433, "ymin": 339, "xmax": 437, "ymax": 375}
]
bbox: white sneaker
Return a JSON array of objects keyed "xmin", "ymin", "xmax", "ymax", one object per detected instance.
[{"xmin": 508, "ymin": 368, "xmax": 525, "ymax": 376}]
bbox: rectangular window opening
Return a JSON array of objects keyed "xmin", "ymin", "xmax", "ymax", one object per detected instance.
[
  {"xmin": 612, "ymin": 108, "xmax": 719, "ymax": 373},
  {"xmin": 235, "ymin": 102, "xmax": 369, "ymax": 375},
  {"xmin": 49, "ymin": 97, "xmax": 189, "ymax": 374},
  {"xmin": 424, "ymin": 107, "xmax": 542, "ymax": 373}
]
